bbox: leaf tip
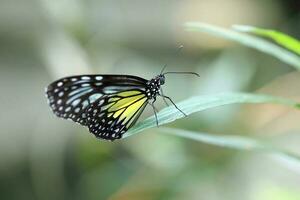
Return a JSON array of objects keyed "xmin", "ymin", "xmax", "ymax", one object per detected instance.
[{"xmin": 294, "ymin": 103, "xmax": 300, "ymax": 109}]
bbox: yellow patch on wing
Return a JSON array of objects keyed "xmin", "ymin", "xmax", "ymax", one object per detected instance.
[
  {"xmin": 108, "ymin": 97, "xmax": 120, "ymax": 102},
  {"xmin": 108, "ymin": 92, "xmax": 146, "ymax": 126},
  {"xmin": 121, "ymin": 98, "xmax": 146, "ymax": 125},
  {"xmin": 118, "ymin": 90, "xmax": 142, "ymax": 97},
  {"xmin": 113, "ymin": 108, "xmax": 125, "ymax": 118},
  {"xmin": 109, "ymin": 94, "xmax": 145, "ymax": 111}
]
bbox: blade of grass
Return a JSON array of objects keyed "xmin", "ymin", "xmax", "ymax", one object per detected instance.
[
  {"xmin": 184, "ymin": 22, "xmax": 300, "ymax": 69},
  {"xmin": 160, "ymin": 127, "xmax": 300, "ymax": 174},
  {"xmin": 233, "ymin": 25, "xmax": 300, "ymax": 55},
  {"xmin": 124, "ymin": 92, "xmax": 300, "ymax": 138},
  {"xmin": 162, "ymin": 127, "xmax": 264, "ymax": 150}
]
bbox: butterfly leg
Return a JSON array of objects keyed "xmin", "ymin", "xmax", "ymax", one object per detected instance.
[
  {"xmin": 149, "ymin": 100, "xmax": 159, "ymax": 127},
  {"xmin": 159, "ymin": 95, "xmax": 187, "ymax": 117},
  {"xmin": 160, "ymin": 88, "xmax": 169, "ymax": 107}
]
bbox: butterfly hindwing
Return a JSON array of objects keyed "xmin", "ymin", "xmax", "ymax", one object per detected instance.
[
  {"xmin": 46, "ymin": 75, "xmax": 147, "ymax": 126},
  {"xmin": 86, "ymin": 90, "xmax": 148, "ymax": 140}
]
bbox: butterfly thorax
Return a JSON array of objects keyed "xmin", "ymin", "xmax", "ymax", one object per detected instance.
[{"xmin": 145, "ymin": 74, "xmax": 165, "ymax": 100}]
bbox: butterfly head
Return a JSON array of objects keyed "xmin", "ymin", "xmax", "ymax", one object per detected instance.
[
  {"xmin": 157, "ymin": 74, "xmax": 165, "ymax": 85},
  {"xmin": 149, "ymin": 74, "xmax": 165, "ymax": 86}
]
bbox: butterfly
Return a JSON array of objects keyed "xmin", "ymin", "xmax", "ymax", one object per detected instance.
[{"xmin": 45, "ymin": 68, "xmax": 199, "ymax": 141}]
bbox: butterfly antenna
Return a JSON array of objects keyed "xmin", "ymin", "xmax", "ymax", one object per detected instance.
[
  {"xmin": 160, "ymin": 64, "xmax": 168, "ymax": 74},
  {"xmin": 163, "ymin": 71, "xmax": 200, "ymax": 77},
  {"xmin": 160, "ymin": 45, "xmax": 184, "ymax": 74}
]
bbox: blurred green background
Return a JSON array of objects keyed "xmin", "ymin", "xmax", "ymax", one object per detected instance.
[{"xmin": 1, "ymin": 0, "xmax": 300, "ymax": 199}]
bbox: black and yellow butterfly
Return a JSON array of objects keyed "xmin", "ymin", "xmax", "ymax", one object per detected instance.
[{"xmin": 45, "ymin": 70, "xmax": 199, "ymax": 141}]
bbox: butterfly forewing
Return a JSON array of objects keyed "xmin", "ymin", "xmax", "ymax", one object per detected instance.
[{"xmin": 47, "ymin": 75, "xmax": 104, "ymax": 125}]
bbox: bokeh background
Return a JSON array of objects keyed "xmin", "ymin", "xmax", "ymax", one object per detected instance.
[{"xmin": 1, "ymin": 0, "xmax": 300, "ymax": 199}]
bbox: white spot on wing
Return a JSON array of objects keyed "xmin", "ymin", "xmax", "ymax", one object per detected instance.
[
  {"xmin": 95, "ymin": 76, "xmax": 103, "ymax": 80},
  {"xmin": 71, "ymin": 99, "xmax": 81, "ymax": 106},
  {"xmin": 81, "ymin": 83, "xmax": 90, "ymax": 87},
  {"xmin": 98, "ymin": 99, "xmax": 104, "ymax": 105},
  {"xmin": 82, "ymin": 100, "xmax": 89, "ymax": 108},
  {"xmin": 89, "ymin": 94, "xmax": 102, "ymax": 103},
  {"xmin": 81, "ymin": 76, "xmax": 91, "ymax": 80}
]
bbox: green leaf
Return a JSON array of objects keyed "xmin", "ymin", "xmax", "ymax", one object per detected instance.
[
  {"xmin": 233, "ymin": 25, "xmax": 300, "ymax": 55},
  {"xmin": 161, "ymin": 127, "xmax": 264, "ymax": 150},
  {"xmin": 184, "ymin": 22, "xmax": 300, "ymax": 69},
  {"xmin": 124, "ymin": 92, "xmax": 300, "ymax": 172},
  {"xmin": 160, "ymin": 127, "xmax": 300, "ymax": 173},
  {"xmin": 124, "ymin": 92, "xmax": 300, "ymax": 138}
]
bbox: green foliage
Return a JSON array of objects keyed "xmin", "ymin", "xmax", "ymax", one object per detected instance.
[
  {"xmin": 233, "ymin": 25, "xmax": 300, "ymax": 55},
  {"xmin": 185, "ymin": 22, "xmax": 300, "ymax": 69},
  {"xmin": 160, "ymin": 128, "xmax": 300, "ymax": 173},
  {"xmin": 125, "ymin": 92, "xmax": 299, "ymax": 137},
  {"xmin": 126, "ymin": 92, "xmax": 300, "ymax": 171},
  {"xmin": 126, "ymin": 23, "xmax": 300, "ymax": 171}
]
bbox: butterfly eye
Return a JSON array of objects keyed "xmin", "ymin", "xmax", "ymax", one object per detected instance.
[{"xmin": 159, "ymin": 75, "xmax": 165, "ymax": 85}]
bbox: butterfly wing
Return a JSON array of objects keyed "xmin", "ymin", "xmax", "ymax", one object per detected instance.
[
  {"xmin": 46, "ymin": 75, "xmax": 148, "ymax": 126},
  {"xmin": 86, "ymin": 90, "xmax": 148, "ymax": 140}
]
